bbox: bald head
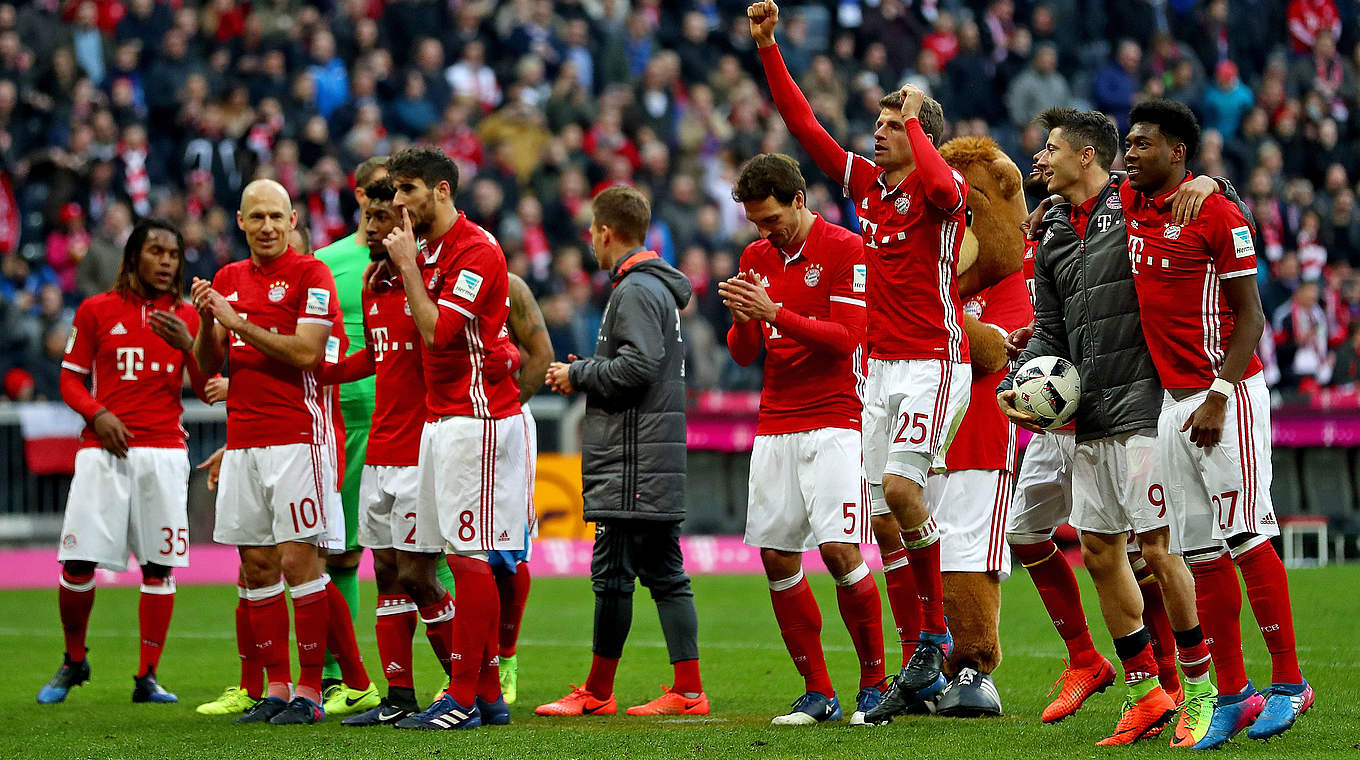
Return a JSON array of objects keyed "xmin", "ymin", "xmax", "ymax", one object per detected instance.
[
  {"xmin": 237, "ymin": 179, "xmax": 297, "ymax": 261},
  {"xmin": 240, "ymin": 179, "xmax": 292, "ymax": 212}
]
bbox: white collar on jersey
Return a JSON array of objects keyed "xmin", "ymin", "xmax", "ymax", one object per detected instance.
[
  {"xmin": 779, "ymin": 236, "xmax": 809, "ymax": 264},
  {"xmin": 876, "ymin": 170, "xmax": 910, "ymax": 201}
]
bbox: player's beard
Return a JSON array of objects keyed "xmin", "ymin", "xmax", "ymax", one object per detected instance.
[{"xmin": 408, "ymin": 196, "xmax": 436, "ymax": 237}]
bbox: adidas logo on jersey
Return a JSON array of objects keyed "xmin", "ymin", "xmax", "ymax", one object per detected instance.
[
  {"xmin": 110, "ymin": 322, "xmax": 127, "ymax": 335},
  {"xmin": 498, "ymin": 530, "xmax": 510, "ymax": 542},
  {"xmin": 225, "ymin": 292, "xmax": 239, "ymax": 302},
  {"xmin": 369, "ymin": 303, "xmax": 378, "ymax": 315}
]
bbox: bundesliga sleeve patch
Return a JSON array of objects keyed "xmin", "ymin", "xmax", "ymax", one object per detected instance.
[
  {"xmin": 64, "ymin": 326, "xmax": 77, "ymax": 354},
  {"xmin": 452, "ymin": 269, "xmax": 484, "ymax": 302},
  {"xmin": 853, "ymin": 264, "xmax": 867, "ymax": 293},
  {"xmin": 325, "ymin": 335, "xmax": 341, "ymax": 364},
  {"xmin": 1231, "ymin": 226, "xmax": 1255, "ymax": 258},
  {"xmin": 305, "ymin": 287, "xmax": 331, "ymax": 315}
]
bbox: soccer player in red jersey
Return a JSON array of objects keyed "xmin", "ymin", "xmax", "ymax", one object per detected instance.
[
  {"xmin": 749, "ymin": 1, "xmax": 970, "ymax": 722},
  {"xmin": 718, "ymin": 154, "xmax": 884, "ymax": 727},
  {"xmin": 381, "ymin": 147, "xmax": 527, "ymax": 729},
  {"xmin": 289, "ymin": 177, "xmax": 457, "ymax": 726},
  {"xmin": 928, "ymin": 263, "xmax": 1034, "ymax": 717},
  {"xmin": 192, "ymin": 179, "xmax": 372, "ymax": 726},
  {"xmin": 1120, "ymin": 100, "xmax": 1310, "ymax": 748},
  {"xmin": 490, "ymin": 272, "xmax": 554, "ymax": 706},
  {"xmin": 38, "ymin": 219, "xmax": 208, "ymax": 706}
]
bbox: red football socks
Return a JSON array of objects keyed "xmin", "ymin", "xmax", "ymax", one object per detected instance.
[
  {"xmin": 902, "ymin": 518, "xmax": 946, "ymax": 635},
  {"xmin": 880, "ymin": 548, "xmax": 921, "ymax": 667},
  {"xmin": 419, "ymin": 593, "xmax": 456, "ymax": 677},
  {"xmin": 585, "ymin": 654, "xmax": 620, "ymax": 700},
  {"xmin": 375, "ymin": 595, "xmax": 418, "ymax": 690},
  {"xmin": 323, "ymin": 579, "xmax": 370, "ymax": 690},
  {"xmin": 291, "ymin": 583, "xmax": 330, "ymax": 704},
  {"xmin": 672, "ymin": 658, "xmax": 702, "ymax": 695},
  {"xmin": 1133, "ymin": 564, "xmax": 1181, "ymax": 693},
  {"xmin": 446, "ymin": 554, "xmax": 498, "ymax": 706},
  {"xmin": 769, "ymin": 572, "xmax": 833, "ymax": 698},
  {"xmin": 1190, "ymin": 552, "xmax": 1248, "ymax": 694},
  {"xmin": 1013, "ymin": 541, "xmax": 1100, "ymax": 667},
  {"xmin": 58, "ymin": 568, "xmax": 96, "ymax": 662},
  {"xmin": 497, "ymin": 566, "xmax": 531, "ymax": 657},
  {"xmin": 235, "ymin": 589, "xmax": 262, "ymax": 697},
  {"xmin": 1236, "ymin": 541, "xmax": 1303, "ymax": 684},
  {"xmin": 1113, "ymin": 628, "xmax": 1158, "ymax": 686},
  {"xmin": 137, "ymin": 576, "xmax": 175, "ymax": 677},
  {"xmin": 246, "ymin": 586, "xmax": 292, "ymax": 701},
  {"xmin": 835, "ymin": 567, "xmax": 886, "ymax": 689}
]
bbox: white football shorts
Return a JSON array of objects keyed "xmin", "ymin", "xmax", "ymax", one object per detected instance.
[
  {"xmin": 744, "ymin": 427, "xmax": 871, "ymax": 552},
  {"xmin": 58, "ymin": 446, "xmax": 191, "ymax": 571}
]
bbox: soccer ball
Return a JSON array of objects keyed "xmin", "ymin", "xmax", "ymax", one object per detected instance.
[{"xmin": 1013, "ymin": 355, "xmax": 1081, "ymax": 430}]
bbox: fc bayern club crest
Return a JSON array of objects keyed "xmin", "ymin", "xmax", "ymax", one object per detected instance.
[
  {"xmin": 1106, "ymin": 195, "xmax": 1122, "ymax": 210},
  {"xmin": 267, "ymin": 281, "xmax": 288, "ymax": 302},
  {"xmin": 895, "ymin": 195, "xmax": 911, "ymax": 215},
  {"xmin": 804, "ymin": 264, "xmax": 822, "ymax": 287},
  {"xmin": 1164, "ymin": 224, "xmax": 1181, "ymax": 240}
]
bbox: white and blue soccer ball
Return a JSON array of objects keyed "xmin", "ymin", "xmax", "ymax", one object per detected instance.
[{"xmin": 1013, "ymin": 355, "xmax": 1081, "ymax": 430}]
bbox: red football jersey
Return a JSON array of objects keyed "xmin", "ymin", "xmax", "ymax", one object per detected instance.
[
  {"xmin": 211, "ymin": 248, "xmax": 341, "ymax": 449},
  {"xmin": 418, "ymin": 212, "xmax": 521, "ymax": 419},
  {"xmin": 843, "ymin": 149, "xmax": 971, "ymax": 363},
  {"xmin": 1120, "ymin": 176, "xmax": 1265, "ymax": 390},
  {"xmin": 730, "ymin": 214, "xmax": 868, "ymax": 436},
  {"xmin": 758, "ymin": 44, "xmax": 969, "ymax": 363},
  {"xmin": 945, "ymin": 271, "xmax": 1034, "ymax": 471},
  {"xmin": 362, "ymin": 278, "xmax": 427, "ymax": 466},
  {"xmin": 62, "ymin": 291, "xmax": 202, "ymax": 449}
]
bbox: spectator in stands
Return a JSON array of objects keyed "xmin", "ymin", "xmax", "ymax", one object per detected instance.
[
  {"xmin": 1095, "ymin": 39, "xmax": 1142, "ymax": 130},
  {"xmin": 1006, "ymin": 44, "xmax": 1070, "ymax": 129},
  {"xmin": 1274, "ymin": 278, "xmax": 1332, "ymax": 389},
  {"xmin": 76, "ymin": 201, "xmax": 130, "ymax": 298},
  {"xmin": 1201, "ymin": 61, "xmax": 1255, "ymax": 138},
  {"xmin": 45, "ymin": 203, "xmax": 88, "ymax": 296},
  {"xmin": 1286, "ymin": 0, "xmax": 1341, "ymax": 54}
]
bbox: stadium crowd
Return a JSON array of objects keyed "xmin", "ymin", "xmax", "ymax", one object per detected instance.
[{"xmin": 0, "ymin": 0, "xmax": 1358, "ymax": 401}]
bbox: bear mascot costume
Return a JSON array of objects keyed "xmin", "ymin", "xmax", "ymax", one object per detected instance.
[{"xmin": 927, "ymin": 136, "xmax": 1031, "ymax": 717}]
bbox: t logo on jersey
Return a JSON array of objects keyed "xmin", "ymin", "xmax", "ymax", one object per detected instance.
[
  {"xmin": 116, "ymin": 346, "xmax": 144, "ymax": 380},
  {"xmin": 371, "ymin": 326, "xmax": 389, "ymax": 362},
  {"xmin": 1127, "ymin": 235, "xmax": 1146, "ymax": 273}
]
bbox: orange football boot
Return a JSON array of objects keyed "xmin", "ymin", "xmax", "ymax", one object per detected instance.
[
  {"xmin": 625, "ymin": 687, "xmax": 710, "ymax": 716},
  {"xmin": 1041, "ymin": 657, "xmax": 1117, "ymax": 724},
  {"xmin": 535, "ymin": 685, "xmax": 617, "ymax": 716},
  {"xmin": 1096, "ymin": 682, "xmax": 1177, "ymax": 746}
]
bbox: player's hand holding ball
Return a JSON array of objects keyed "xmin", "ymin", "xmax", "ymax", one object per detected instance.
[
  {"xmin": 384, "ymin": 208, "xmax": 420, "ymax": 275},
  {"xmin": 545, "ymin": 354, "xmax": 580, "ymax": 396},
  {"xmin": 1001, "ymin": 355, "xmax": 1081, "ymax": 434},
  {"xmin": 747, "ymin": 0, "xmax": 779, "ymax": 47}
]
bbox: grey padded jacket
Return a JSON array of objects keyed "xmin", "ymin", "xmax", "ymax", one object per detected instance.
[{"xmin": 570, "ymin": 250, "xmax": 693, "ymax": 522}]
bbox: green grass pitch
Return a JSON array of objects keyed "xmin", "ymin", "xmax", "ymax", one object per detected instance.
[{"xmin": 2, "ymin": 565, "xmax": 1358, "ymax": 759}]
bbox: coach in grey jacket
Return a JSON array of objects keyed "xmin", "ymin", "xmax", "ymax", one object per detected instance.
[{"xmin": 542, "ymin": 185, "xmax": 707, "ymax": 712}]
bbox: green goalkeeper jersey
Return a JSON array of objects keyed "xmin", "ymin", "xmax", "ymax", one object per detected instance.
[{"xmin": 315, "ymin": 231, "xmax": 376, "ymax": 421}]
